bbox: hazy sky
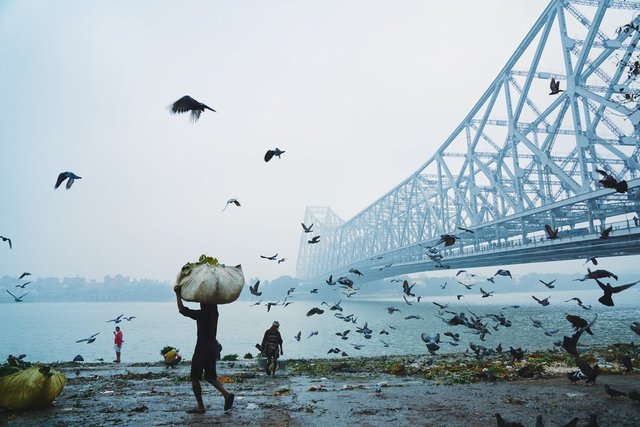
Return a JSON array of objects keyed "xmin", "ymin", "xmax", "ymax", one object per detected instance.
[{"xmin": 1, "ymin": 1, "xmax": 636, "ymax": 283}]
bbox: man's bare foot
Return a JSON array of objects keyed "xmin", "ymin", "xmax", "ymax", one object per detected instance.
[
  {"xmin": 186, "ymin": 406, "xmax": 205, "ymax": 414},
  {"xmin": 224, "ymin": 393, "xmax": 234, "ymax": 411}
]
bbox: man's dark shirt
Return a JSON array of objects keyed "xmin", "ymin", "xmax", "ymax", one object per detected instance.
[{"xmin": 180, "ymin": 305, "xmax": 218, "ymax": 353}]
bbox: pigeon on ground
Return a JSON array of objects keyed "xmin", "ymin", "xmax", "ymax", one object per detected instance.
[
  {"xmin": 604, "ymin": 384, "xmax": 626, "ymax": 398},
  {"xmin": 495, "ymin": 412, "xmax": 524, "ymax": 427}
]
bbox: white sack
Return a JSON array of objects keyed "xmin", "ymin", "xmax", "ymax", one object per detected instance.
[{"xmin": 176, "ymin": 255, "xmax": 244, "ymax": 304}]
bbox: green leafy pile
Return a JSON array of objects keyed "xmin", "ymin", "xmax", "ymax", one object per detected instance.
[{"xmin": 181, "ymin": 254, "xmax": 219, "ymax": 273}]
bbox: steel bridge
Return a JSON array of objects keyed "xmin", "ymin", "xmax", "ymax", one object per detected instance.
[{"xmin": 296, "ymin": 0, "xmax": 640, "ymax": 284}]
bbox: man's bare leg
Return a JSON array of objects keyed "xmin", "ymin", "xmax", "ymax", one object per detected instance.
[
  {"xmin": 188, "ymin": 379, "xmax": 206, "ymax": 413},
  {"xmin": 208, "ymin": 378, "xmax": 234, "ymax": 411}
]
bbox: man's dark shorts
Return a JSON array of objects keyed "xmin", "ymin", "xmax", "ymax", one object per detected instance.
[{"xmin": 191, "ymin": 349, "xmax": 217, "ymax": 381}]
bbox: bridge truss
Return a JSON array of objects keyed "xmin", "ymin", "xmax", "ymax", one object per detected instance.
[{"xmin": 297, "ymin": 0, "xmax": 640, "ymax": 281}]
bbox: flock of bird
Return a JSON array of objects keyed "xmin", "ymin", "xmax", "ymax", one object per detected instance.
[{"xmin": 246, "ymin": 213, "xmax": 640, "ymax": 424}]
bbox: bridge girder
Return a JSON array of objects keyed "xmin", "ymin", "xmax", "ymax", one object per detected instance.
[{"xmin": 297, "ymin": 0, "xmax": 640, "ymax": 280}]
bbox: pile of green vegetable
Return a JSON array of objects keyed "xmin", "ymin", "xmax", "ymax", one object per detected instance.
[{"xmin": 0, "ymin": 355, "xmax": 67, "ymax": 410}]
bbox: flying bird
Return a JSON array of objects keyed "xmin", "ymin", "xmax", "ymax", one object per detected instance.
[
  {"xmin": 0, "ymin": 236, "xmax": 11, "ymax": 249},
  {"xmin": 349, "ymin": 268, "xmax": 363, "ymax": 276},
  {"xmin": 5, "ymin": 289, "xmax": 29, "ymax": 302},
  {"xmin": 575, "ymin": 357, "xmax": 600, "ymax": 383},
  {"xmin": 563, "ymin": 314, "xmax": 597, "ymax": 356},
  {"xmin": 631, "ymin": 322, "xmax": 640, "ymax": 335},
  {"xmin": 378, "ymin": 263, "xmax": 393, "ymax": 271},
  {"xmin": 54, "ymin": 172, "xmax": 82, "ymax": 190},
  {"xmin": 437, "ymin": 234, "xmax": 459, "ymax": 247},
  {"xmin": 480, "ymin": 288, "xmax": 494, "ymax": 298},
  {"xmin": 308, "ymin": 235, "xmax": 321, "ymax": 244},
  {"xmin": 544, "ymin": 224, "xmax": 558, "ymax": 239},
  {"xmin": 260, "ymin": 254, "xmax": 278, "ymax": 261},
  {"xmin": 494, "ymin": 269, "xmax": 512, "ymax": 278},
  {"xmin": 335, "ymin": 330, "xmax": 350, "ymax": 340},
  {"xmin": 584, "ymin": 256, "xmax": 598, "ymax": 266},
  {"xmin": 576, "ymin": 268, "xmax": 618, "ymax": 282},
  {"xmin": 596, "ymin": 168, "xmax": 628, "ymax": 193},
  {"xmin": 123, "ymin": 316, "xmax": 136, "ymax": 321},
  {"xmin": 222, "ymin": 198, "xmax": 241, "ymax": 211},
  {"xmin": 170, "ymin": 95, "xmax": 215, "ymax": 122},
  {"xmin": 106, "ymin": 314, "xmax": 125, "ymax": 324},
  {"xmin": 277, "ymin": 258, "xmax": 286, "ymax": 264},
  {"xmin": 307, "ymin": 331, "xmax": 318, "ymax": 338},
  {"xmin": 539, "ymin": 279, "xmax": 556, "ymax": 289},
  {"xmin": 264, "ymin": 148, "xmax": 285, "ymax": 162},
  {"xmin": 432, "ymin": 301, "xmax": 449, "ymax": 310},
  {"xmin": 402, "ymin": 280, "xmax": 415, "ymax": 297},
  {"xmin": 306, "ymin": 307, "xmax": 324, "ymax": 316},
  {"xmin": 457, "ymin": 280, "xmax": 474, "ymax": 290},
  {"xmin": 294, "ymin": 331, "xmax": 301, "ymax": 342},
  {"xmin": 549, "ymin": 77, "xmax": 564, "ymax": 95},
  {"xmin": 75, "ymin": 333, "xmax": 100, "ymax": 344},
  {"xmin": 532, "ymin": 295, "xmax": 551, "ymax": 306},
  {"xmin": 301, "ymin": 223, "xmax": 314, "ymax": 233},
  {"xmin": 594, "ymin": 278, "xmax": 640, "ymax": 306},
  {"xmin": 249, "ymin": 280, "xmax": 262, "ymax": 296},
  {"xmin": 337, "ymin": 277, "xmax": 353, "ymax": 287},
  {"xmin": 457, "ymin": 226, "xmax": 474, "ymax": 233},
  {"xmin": 387, "ymin": 306, "xmax": 401, "ymax": 314},
  {"xmin": 15, "ymin": 282, "xmax": 31, "ymax": 289},
  {"xmin": 420, "ymin": 333, "xmax": 440, "ymax": 355},
  {"xmin": 18, "ymin": 272, "xmax": 31, "ymax": 280},
  {"xmin": 326, "ymin": 274, "xmax": 336, "ymax": 286},
  {"xmin": 599, "ymin": 226, "xmax": 613, "ymax": 239},
  {"xmin": 565, "ymin": 297, "xmax": 591, "ymax": 310}
]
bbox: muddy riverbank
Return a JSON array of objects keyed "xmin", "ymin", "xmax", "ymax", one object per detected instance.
[{"xmin": 1, "ymin": 347, "xmax": 639, "ymax": 426}]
